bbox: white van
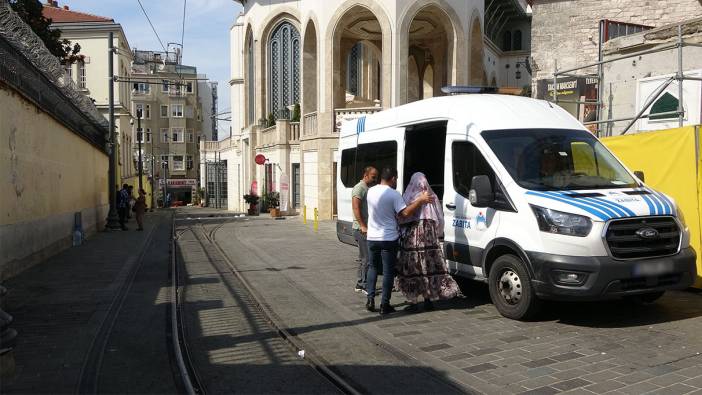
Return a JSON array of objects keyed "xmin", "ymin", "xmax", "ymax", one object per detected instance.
[{"xmin": 336, "ymin": 94, "xmax": 696, "ymax": 320}]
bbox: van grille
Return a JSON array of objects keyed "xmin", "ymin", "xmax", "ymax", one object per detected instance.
[{"xmin": 605, "ymin": 216, "xmax": 680, "ymax": 259}]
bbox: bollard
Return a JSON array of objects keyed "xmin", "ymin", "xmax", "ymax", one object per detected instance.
[
  {"xmin": 303, "ymin": 205, "xmax": 307, "ymax": 224},
  {"xmin": 313, "ymin": 208, "xmax": 319, "ymax": 232}
]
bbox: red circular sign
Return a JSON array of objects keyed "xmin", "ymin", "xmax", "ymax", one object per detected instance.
[{"xmin": 254, "ymin": 154, "xmax": 267, "ymax": 165}]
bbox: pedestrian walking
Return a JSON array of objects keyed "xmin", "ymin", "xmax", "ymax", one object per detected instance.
[
  {"xmin": 117, "ymin": 184, "xmax": 130, "ymax": 230},
  {"xmin": 134, "ymin": 188, "xmax": 147, "ymax": 231},
  {"xmin": 397, "ymin": 172, "xmax": 459, "ymax": 313},
  {"xmin": 127, "ymin": 185, "xmax": 135, "ymax": 219},
  {"xmin": 352, "ymin": 166, "xmax": 378, "ymax": 294},
  {"xmin": 365, "ymin": 167, "xmax": 433, "ymax": 315}
]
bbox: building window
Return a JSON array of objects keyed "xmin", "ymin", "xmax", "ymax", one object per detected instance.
[
  {"xmin": 171, "ymin": 127, "xmax": 184, "ymax": 142},
  {"xmin": 78, "ymin": 61, "xmax": 87, "ymax": 89},
  {"xmin": 502, "ymin": 31, "xmax": 512, "ymax": 51},
  {"xmin": 171, "ymin": 104, "xmax": 184, "ymax": 118},
  {"xmin": 64, "ymin": 63, "xmax": 72, "ymax": 80},
  {"xmin": 160, "ymin": 105, "xmax": 168, "ymax": 118},
  {"xmin": 145, "ymin": 128, "xmax": 151, "ymax": 143},
  {"xmin": 161, "ymin": 128, "xmax": 169, "ymax": 142},
  {"xmin": 162, "ymin": 80, "xmax": 169, "ymax": 92},
  {"xmin": 649, "ymin": 92, "xmax": 679, "ymax": 120},
  {"xmin": 292, "ymin": 163, "xmax": 300, "ymax": 208},
  {"xmin": 133, "ymin": 82, "xmax": 150, "ymax": 94},
  {"xmin": 268, "ymin": 21, "xmax": 300, "ymax": 119},
  {"xmin": 513, "ymin": 30, "xmax": 522, "ymax": 51},
  {"xmin": 247, "ymin": 35, "xmax": 255, "ymax": 124},
  {"xmin": 186, "ymin": 155, "xmax": 193, "ymax": 169},
  {"xmin": 186, "ymin": 82, "xmax": 193, "ymax": 93},
  {"xmin": 144, "ymin": 104, "xmax": 151, "ymax": 119},
  {"xmin": 187, "ymin": 129, "xmax": 194, "ymax": 143},
  {"xmin": 173, "ymin": 155, "xmax": 185, "ymax": 171},
  {"xmin": 161, "ymin": 155, "xmax": 169, "ymax": 169},
  {"xmin": 347, "ymin": 42, "xmax": 362, "ymax": 96}
]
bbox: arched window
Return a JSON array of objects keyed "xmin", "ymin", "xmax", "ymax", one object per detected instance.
[
  {"xmin": 247, "ymin": 35, "xmax": 255, "ymax": 124},
  {"xmin": 502, "ymin": 30, "xmax": 512, "ymax": 51},
  {"xmin": 650, "ymin": 92, "xmax": 679, "ymax": 120},
  {"xmin": 513, "ymin": 30, "xmax": 523, "ymax": 51},
  {"xmin": 269, "ymin": 21, "xmax": 300, "ymax": 118},
  {"xmin": 347, "ymin": 42, "xmax": 362, "ymax": 96}
]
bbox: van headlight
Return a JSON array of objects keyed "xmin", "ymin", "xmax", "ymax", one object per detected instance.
[{"xmin": 530, "ymin": 205, "xmax": 592, "ymax": 237}]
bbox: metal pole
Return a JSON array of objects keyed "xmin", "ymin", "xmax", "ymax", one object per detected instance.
[
  {"xmin": 137, "ymin": 109, "xmax": 143, "ymax": 192},
  {"xmin": 105, "ymin": 32, "xmax": 120, "ymax": 230},
  {"xmin": 597, "ymin": 20, "xmax": 604, "ymax": 137},
  {"xmin": 553, "ymin": 59, "xmax": 558, "ymax": 104},
  {"xmin": 150, "ymin": 134, "xmax": 155, "ymax": 211},
  {"xmin": 677, "ymin": 24, "xmax": 684, "ymax": 128}
]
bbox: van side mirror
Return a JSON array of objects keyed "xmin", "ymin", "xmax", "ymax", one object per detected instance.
[
  {"xmin": 634, "ymin": 170, "xmax": 645, "ymax": 182},
  {"xmin": 469, "ymin": 175, "xmax": 494, "ymax": 207}
]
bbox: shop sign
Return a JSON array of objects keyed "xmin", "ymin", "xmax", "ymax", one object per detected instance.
[{"xmin": 159, "ymin": 179, "xmax": 197, "ymax": 187}]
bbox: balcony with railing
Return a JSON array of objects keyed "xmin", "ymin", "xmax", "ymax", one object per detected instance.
[
  {"xmin": 289, "ymin": 122, "xmax": 300, "ymax": 142},
  {"xmin": 302, "ymin": 112, "xmax": 317, "ymax": 137},
  {"xmin": 334, "ymin": 107, "xmax": 382, "ymax": 133}
]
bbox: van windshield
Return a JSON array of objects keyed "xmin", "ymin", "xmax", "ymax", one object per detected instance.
[{"xmin": 481, "ymin": 129, "xmax": 639, "ymax": 191}]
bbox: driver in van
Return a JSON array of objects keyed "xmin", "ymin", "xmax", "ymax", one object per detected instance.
[{"xmin": 539, "ymin": 148, "xmax": 571, "ymax": 188}]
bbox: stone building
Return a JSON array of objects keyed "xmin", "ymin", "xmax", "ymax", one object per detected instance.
[
  {"xmin": 530, "ymin": 0, "xmax": 702, "ymax": 130},
  {"xmin": 131, "ymin": 50, "xmax": 205, "ymax": 205},
  {"xmin": 203, "ymin": 0, "xmax": 532, "ymax": 219},
  {"xmin": 43, "ymin": 1, "xmax": 136, "ymax": 185}
]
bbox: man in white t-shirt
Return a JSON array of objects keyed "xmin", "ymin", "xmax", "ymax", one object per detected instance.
[{"xmin": 365, "ymin": 167, "xmax": 433, "ymax": 315}]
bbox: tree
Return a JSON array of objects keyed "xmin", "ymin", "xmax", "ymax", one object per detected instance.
[{"xmin": 9, "ymin": 0, "xmax": 81, "ymax": 63}]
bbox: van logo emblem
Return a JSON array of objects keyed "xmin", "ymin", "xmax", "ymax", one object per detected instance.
[{"xmin": 635, "ymin": 227, "xmax": 659, "ymax": 239}]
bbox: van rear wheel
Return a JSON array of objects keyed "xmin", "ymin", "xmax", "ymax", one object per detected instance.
[{"xmin": 488, "ymin": 254, "xmax": 541, "ymax": 320}]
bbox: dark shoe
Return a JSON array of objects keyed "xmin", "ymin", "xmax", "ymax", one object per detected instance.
[
  {"xmin": 354, "ymin": 284, "xmax": 365, "ymax": 293},
  {"xmin": 424, "ymin": 300, "xmax": 435, "ymax": 311},
  {"xmin": 365, "ymin": 298, "xmax": 376, "ymax": 312},
  {"xmin": 379, "ymin": 303, "xmax": 396, "ymax": 315},
  {"xmin": 404, "ymin": 303, "xmax": 419, "ymax": 313}
]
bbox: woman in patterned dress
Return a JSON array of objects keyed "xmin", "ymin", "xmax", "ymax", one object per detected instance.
[{"xmin": 397, "ymin": 172, "xmax": 459, "ymax": 312}]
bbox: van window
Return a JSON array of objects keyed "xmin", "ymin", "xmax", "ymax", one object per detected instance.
[
  {"xmin": 482, "ymin": 129, "xmax": 637, "ymax": 190},
  {"xmin": 340, "ymin": 141, "xmax": 397, "ymax": 188},
  {"xmin": 452, "ymin": 142, "xmax": 496, "ymax": 199}
]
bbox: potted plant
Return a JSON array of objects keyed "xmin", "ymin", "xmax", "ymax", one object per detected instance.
[
  {"xmin": 266, "ymin": 191, "xmax": 281, "ymax": 217},
  {"xmin": 291, "ymin": 103, "xmax": 301, "ymax": 122},
  {"xmin": 243, "ymin": 193, "xmax": 260, "ymax": 215}
]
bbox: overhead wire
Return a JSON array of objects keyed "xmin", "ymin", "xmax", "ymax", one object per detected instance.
[{"xmin": 136, "ymin": 0, "xmax": 167, "ymax": 53}]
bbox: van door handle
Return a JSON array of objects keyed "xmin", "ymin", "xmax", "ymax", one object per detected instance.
[{"xmin": 445, "ymin": 203, "xmax": 456, "ymax": 210}]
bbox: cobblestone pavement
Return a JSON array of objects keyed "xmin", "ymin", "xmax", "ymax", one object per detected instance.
[{"xmin": 214, "ymin": 216, "xmax": 702, "ymax": 395}]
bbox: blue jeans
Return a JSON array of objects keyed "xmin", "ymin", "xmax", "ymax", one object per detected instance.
[{"xmin": 366, "ymin": 239, "xmax": 398, "ymax": 305}]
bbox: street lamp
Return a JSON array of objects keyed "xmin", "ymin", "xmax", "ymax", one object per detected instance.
[
  {"xmin": 136, "ymin": 108, "xmax": 144, "ymax": 192},
  {"xmin": 105, "ymin": 31, "xmax": 121, "ymax": 230}
]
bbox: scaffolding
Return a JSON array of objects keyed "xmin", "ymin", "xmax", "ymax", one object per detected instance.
[{"xmin": 548, "ymin": 22, "xmax": 702, "ymax": 137}]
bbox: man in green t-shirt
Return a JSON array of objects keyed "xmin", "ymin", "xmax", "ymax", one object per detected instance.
[{"xmin": 352, "ymin": 166, "xmax": 378, "ymax": 293}]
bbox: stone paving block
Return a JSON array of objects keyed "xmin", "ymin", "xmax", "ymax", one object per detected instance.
[
  {"xmin": 502, "ymin": 335, "xmax": 531, "ymax": 343},
  {"xmin": 617, "ymin": 371, "xmax": 656, "ymax": 385},
  {"xmin": 643, "ymin": 364, "xmax": 682, "ymax": 376},
  {"xmin": 581, "ymin": 369, "xmax": 621, "ymax": 383},
  {"xmin": 561, "ymin": 388, "xmax": 598, "ymax": 395},
  {"xmin": 519, "ymin": 375, "xmax": 561, "ymax": 390},
  {"xmin": 649, "ymin": 383, "xmax": 697, "ymax": 395},
  {"xmin": 579, "ymin": 361, "xmax": 618, "ymax": 374},
  {"xmin": 645, "ymin": 372, "xmax": 688, "ymax": 387},
  {"xmin": 392, "ymin": 330, "xmax": 421, "ymax": 337},
  {"xmin": 517, "ymin": 385, "xmax": 560, "ymax": 395},
  {"xmin": 552, "ymin": 352, "xmax": 586, "ymax": 362},
  {"xmin": 551, "ymin": 359, "xmax": 588, "ymax": 372},
  {"xmin": 552, "ymin": 378, "xmax": 592, "ymax": 392},
  {"xmin": 491, "ymin": 372, "xmax": 530, "ymax": 386},
  {"xmin": 677, "ymin": 367, "xmax": 702, "ymax": 379},
  {"xmin": 463, "ymin": 363, "xmax": 498, "ymax": 373},
  {"xmin": 683, "ymin": 375, "xmax": 702, "ymax": 388},
  {"xmin": 472, "ymin": 347, "xmax": 502, "ymax": 356},
  {"xmin": 525, "ymin": 367, "xmax": 558, "ymax": 378},
  {"xmin": 583, "ymin": 379, "xmax": 627, "ymax": 394},
  {"xmin": 553, "ymin": 368, "xmax": 590, "ymax": 380},
  {"xmin": 441, "ymin": 352, "xmax": 473, "ymax": 362},
  {"xmin": 617, "ymin": 381, "xmax": 662, "ymax": 394},
  {"xmin": 523, "ymin": 358, "xmax": 558, "ymax": 368}
]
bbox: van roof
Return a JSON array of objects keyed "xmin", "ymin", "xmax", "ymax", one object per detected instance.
[{"xmin": 339, "ymin": 94, "xmax": 586, "ymax": 137}]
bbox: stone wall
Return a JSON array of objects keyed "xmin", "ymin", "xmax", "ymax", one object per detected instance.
[
  {"xmin": 1, "ymin": 84, "xmax": 109, "ymax": 280},
  {"xmin": 530, "ymin": 0, "xmax": 702, "ymax": 86}
]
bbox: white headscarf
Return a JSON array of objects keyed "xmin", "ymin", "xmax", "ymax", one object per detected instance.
[{"xmin": 399, "ymin": 172, "xmax": 444, "ymax": 237}]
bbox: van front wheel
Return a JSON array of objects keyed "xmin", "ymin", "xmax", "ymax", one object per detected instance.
[{"xmin": 488, "ymin": 254, "xmax": 541, "ymax": 320}]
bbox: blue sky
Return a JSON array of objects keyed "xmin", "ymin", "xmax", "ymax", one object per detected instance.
[{"xmin": 58, "ymin": 0, "xmax": 242, "ymax": 138}]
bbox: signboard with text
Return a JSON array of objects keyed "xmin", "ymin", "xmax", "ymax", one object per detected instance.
[{"xmin": 158, "ymin": 179, "xmax": 197, "ymax": 187}]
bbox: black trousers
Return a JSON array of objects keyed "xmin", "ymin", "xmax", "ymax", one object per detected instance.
[{"xmin": 118, "ymin": 207, "xmax": 128, "ymax": 229}]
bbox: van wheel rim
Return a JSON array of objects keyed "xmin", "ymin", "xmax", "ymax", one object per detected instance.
[{"xmin": 498, "ymin": 270, "xmax": 522, "ymax": 305}]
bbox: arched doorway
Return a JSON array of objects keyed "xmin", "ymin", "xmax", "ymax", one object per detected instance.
[
  {"xmin": 302, "ymin": 20, "xmax": 317, "ymax": 116},
  {"xmin": 470, "ymin": 16, "xmax": 487, "ymax": 85},
  {"xmin": 331, "ymin": 5, "xmax": 386, "ymax": 111},
  {"xmin": 406, "ymin": 4, "xmax": 455, "ymax": 102}
]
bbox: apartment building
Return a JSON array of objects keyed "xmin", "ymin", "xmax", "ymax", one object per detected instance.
[{"xmin": 131, "ymin": 50, "xmax": 205, "ymax": 205}]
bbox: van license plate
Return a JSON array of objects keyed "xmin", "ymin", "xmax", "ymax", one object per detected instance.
[{"xmin": 632, "ymin": 262, "xmax": 670, "ymax": 276}]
